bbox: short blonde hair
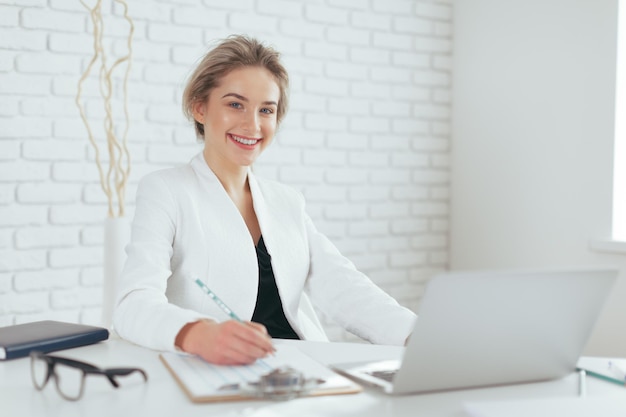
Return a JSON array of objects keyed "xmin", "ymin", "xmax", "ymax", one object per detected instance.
[{"xmin": 182, "ymin": 35, "xmax": 290, "ymax": 139}]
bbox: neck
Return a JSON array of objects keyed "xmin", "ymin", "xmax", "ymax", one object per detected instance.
[{"xmin": 202, "ymin": 148, "xmax": 248, "ymax": 194}]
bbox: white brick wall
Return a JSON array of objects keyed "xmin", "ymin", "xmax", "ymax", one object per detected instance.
[{"xmin": 0, "ymin": 0, "xmax": 452, "ymax": 341}]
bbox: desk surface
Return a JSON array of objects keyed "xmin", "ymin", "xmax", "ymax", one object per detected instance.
[{"xmin": 1, "ymin": 337, "xmax": 625, "ymax": 417}]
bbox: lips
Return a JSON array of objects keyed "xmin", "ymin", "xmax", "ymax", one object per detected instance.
[{"xmin": 229, "ymin": 134, "xmax": 260, "ymax": 146}]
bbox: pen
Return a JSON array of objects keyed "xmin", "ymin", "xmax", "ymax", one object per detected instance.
[
  {"xmin": 193, "ymin": 278, "xmax": 276, "ymax": 357},
  {"xmin": 578, "ymin": 369, "xmax": 586, "ymax": 397},
  {"xmin": 194, "ymin": 278, "xmax": 242, "ymax": 322}
]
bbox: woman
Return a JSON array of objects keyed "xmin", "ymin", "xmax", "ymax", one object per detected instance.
[{"xmin": 113, "ymin": 35, "xmax": 417, "ymax": 365}]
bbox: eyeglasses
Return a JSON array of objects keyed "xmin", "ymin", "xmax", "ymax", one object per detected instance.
[{"xmin": 30, "ymin": 351, "xmax": 148, "ymax": 401}]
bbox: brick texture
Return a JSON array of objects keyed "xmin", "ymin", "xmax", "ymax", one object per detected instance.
[{"xmin": 0, "ymin": 0, "xmax": 452, "ymax": 342}]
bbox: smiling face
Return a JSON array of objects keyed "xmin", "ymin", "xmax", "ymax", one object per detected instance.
[{"xmin": 192, "ymin": 66, "xmax": 280, "ymax": 170}]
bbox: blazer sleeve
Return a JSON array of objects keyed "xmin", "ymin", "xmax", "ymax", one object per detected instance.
[
  {"xmin": 112, "ymin": 173, "xmax": 208, "ymax": 352},
  {"xmin": 302, "ymin": 213, "xmax": 417, "ymax": 346}
]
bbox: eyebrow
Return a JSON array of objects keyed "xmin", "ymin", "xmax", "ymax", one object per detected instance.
[{"xmin": 221, "ymin": 93, "xmax": 277, "ymax": 106}]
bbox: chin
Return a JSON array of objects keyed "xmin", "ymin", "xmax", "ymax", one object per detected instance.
[{"xmin": 235, "ymin": 158, "xmax": 255, "ymax": 167}]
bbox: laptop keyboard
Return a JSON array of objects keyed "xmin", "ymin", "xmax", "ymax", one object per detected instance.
[{"xmin": 367, "ymin": 369, "xmax": 398, "ymax": 383}]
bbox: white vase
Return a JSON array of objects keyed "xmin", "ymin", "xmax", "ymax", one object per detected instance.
[{"xmin": 102, "ymin": 216, "xmax": 130, "ymax": 330}]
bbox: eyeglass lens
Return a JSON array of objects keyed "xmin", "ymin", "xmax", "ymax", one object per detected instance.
[
  {"xmin": 53, "ymin": 362, "xmax": 85, "ymax": 400},
  {"xmin": 30, "ymin": 352, "xmax": 147, "ymax": 401},
  {"xmin": 30, "ymin": 355, "xmax": 49, "ymax": 389},
  {"xmin": 31, "ymin": 354, "xmax": 85, "ymax": 401}
]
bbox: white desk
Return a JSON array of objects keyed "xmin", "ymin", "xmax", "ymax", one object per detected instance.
[{"xmin": 1, "ymin": 337, "xmax": 625, "ymax": 417}]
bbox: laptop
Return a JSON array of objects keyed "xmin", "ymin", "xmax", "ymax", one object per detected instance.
[{"xmin": 331, "ymin": 267, "xmax": 617, "ymax": 395}]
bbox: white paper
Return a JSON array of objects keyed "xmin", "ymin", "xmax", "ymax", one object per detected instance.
[{"xmin": 161, "ymin": 344, "xmax": 357, "ymax": 398}]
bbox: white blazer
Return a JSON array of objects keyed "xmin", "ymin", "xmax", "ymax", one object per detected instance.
[{"xmin": 113, "ymin": 153, "xmax": 416, "ymax": 352}]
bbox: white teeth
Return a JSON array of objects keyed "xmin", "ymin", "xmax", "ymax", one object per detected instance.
[{"xmin": 231, "ymin": 135, "xmax": 258, "ymax": 146}]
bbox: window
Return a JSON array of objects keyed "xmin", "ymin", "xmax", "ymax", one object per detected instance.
[{"xmin": 613, "ymin": 0, "xmax": 626, "ymax": 241}]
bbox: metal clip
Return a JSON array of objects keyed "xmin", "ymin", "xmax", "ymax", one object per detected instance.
[{"xmin": 238, "ymin": 366, "xmax": 324, "ymax": 401}]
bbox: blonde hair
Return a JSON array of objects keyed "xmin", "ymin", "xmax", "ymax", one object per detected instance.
[{"xmin": 182, "ymin": 35, "xmax": 289, "ymax": 139}]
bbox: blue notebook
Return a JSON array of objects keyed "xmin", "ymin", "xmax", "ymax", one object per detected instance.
[{"xmin": 0, "ymin": 320, "xmax": 109, "ymax": 360}]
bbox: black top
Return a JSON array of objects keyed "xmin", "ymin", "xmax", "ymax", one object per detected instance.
[{"xmin": 251, "ymin": 236, "xmax": 300, "ymax": 340}]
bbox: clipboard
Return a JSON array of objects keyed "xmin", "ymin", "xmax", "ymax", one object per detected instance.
[{"xmin": 160, "ymin": 344, "xmax": 362, "ymax": 402}]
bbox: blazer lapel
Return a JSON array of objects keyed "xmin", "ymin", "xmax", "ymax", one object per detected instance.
[
  {"xmin": 189, "ymin": 154, "xmax": 258, "ymax": 320},
  {"xmin": 248, "ymin": 170, "xmax": 309, "ymax": 316}
]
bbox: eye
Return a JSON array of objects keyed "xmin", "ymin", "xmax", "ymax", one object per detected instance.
[
  {"xmin": 229, "ymin": 102, "xmax": 242, "ymax": 109},
  {"xmin": 260, "ymin": 107, "xmax": 274, "ymax": 115}
]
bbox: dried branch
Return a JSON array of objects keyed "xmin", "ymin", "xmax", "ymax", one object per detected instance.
[{"xmin": 76, "ymin": 0, "xmax": 134, "ymax": 218}]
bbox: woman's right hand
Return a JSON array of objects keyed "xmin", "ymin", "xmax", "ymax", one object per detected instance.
[{"xmin": 175, "ymin": 319, "xmax": 275, "ymax": 365}]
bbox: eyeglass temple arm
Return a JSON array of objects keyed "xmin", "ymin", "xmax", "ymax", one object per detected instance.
[
  {"xmin": 104, "ymin": 368, "xmax": 148, "ymax": 388},
  {"xmin": 46, "ymin": 356, "xmax": 121, "ymax": 388},
  {"xmin": 33, "ymin": 353, "xmax": 148, "ymax": 391}
]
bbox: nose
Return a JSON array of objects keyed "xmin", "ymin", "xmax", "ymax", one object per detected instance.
[{"xmin": 241, "ymin": 110, "xmax": 261, "ymax": 135}]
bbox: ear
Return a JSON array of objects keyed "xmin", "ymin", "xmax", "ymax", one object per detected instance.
[{"xmin": 191, "ymin": 100, "xmax": 207, "ymax": 124}]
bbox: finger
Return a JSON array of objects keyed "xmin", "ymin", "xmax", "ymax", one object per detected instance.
[
  {"xmin": 228, "ymin": 339, "xmax": 270, "ymax": 362},
  {"xmin": 222, "ymin": 322, "xmax": 273, "ymax": 359},
  {"xmin": 236, "ymin": 324, "xmax": 274, "ymax": 356},
  {"xmin": 245, "ymin": 322, "xmax": 275, "ymax": 349},
  {"xmin": 240, "ymin": 322, "xmax": 275, "ymax": 353},
  {"xmin": 180, "ymin": 320, "xmax": 263, "ymax": 365},
  {"xmin": 215, "ymin": 345, "xmax": 260, "ymax": 365},
  {"xmin": 246, "ymin": 321, "xmax": 269, "ymax": 335},
  {"xmin": 204, "ymin": 346, "xmax": 258, "ymax": 365},
  {"xmin": 208, "ymin": 327, "xmax": 262, "ymax": 365}
]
